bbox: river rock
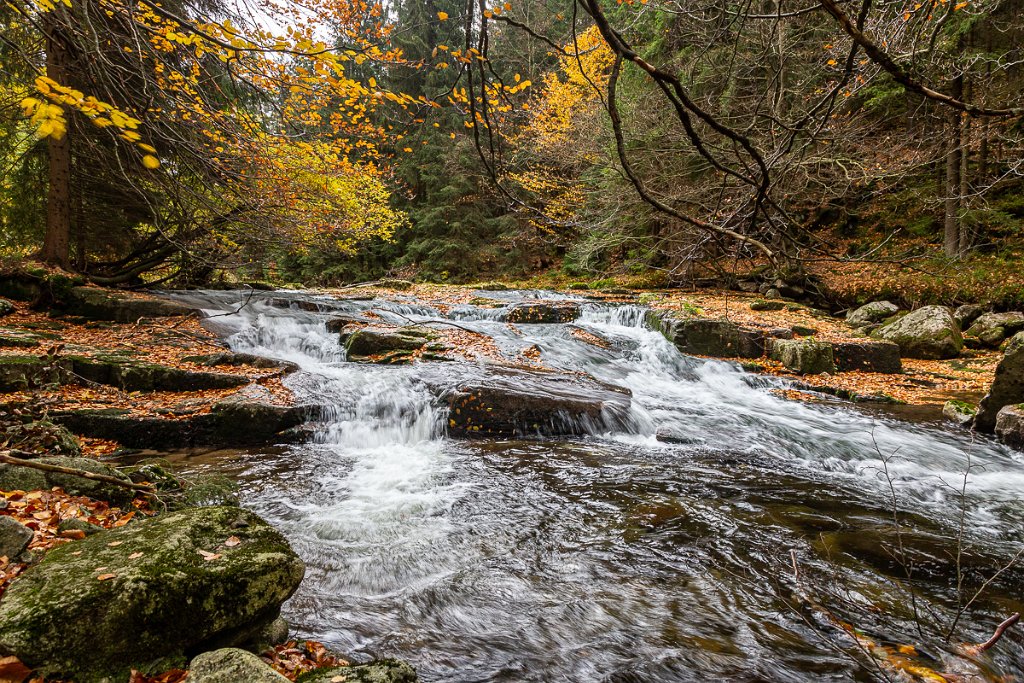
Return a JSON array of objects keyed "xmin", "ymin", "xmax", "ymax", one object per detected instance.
[
  {"xmin": 964, "ymin": 312, "xmax": 1024, "ymax": 349},
  {"xmin": 0, "ymin": 517, "xmax": 33, "ymax": 561},
  {"xmin": 846, "ymin": 301, "xmax": 899, "ymax": 328},
  {"xmin": 3, "ymin": 419, "xmax": 82, "ymax": 457},
  {"xmin": 0, "ymin": 298, "xmax": 14, "ymax": 317},
  {"xmin": 768, "ymin": 339, "xmax": 835, "ymax": 374},
  {"xmin": 750, "ymin": 300, "xmax": 785, "ymax": 311},
  {"xmin": 0, "ymin": 356, "xmax": 71, "ymax": 391},
  {"xmin": 296, "ymin": 659, "xmax": 418, "ymax": 683},
  {"xmin": 0, "ymin": 506, "xmax": 304, "ymax": 682},
  {"xmin": 651, "ymin": 314, "xmax": 765, "ymax": 359},
  {"xmin": 872, "ymin": 306, "xmax": 963, "ymax": 359},
  {"xmin": 344, "ymin": 326, "xmax": 436, "ymax": 363},
  {"xmin": 182, "ymin": 352, "xmax": 299, "ymax": 374},
  {"xmin": 54, "ymin": 387, "xmax": 310, "ymax": 449},
  {"xmin": 833, "ymin": 340, "xmax": 902, "ymax": 373},
  {"xmin": 60, "ymin": 286, "xmax": 195, "ymax": 322},
  {"xmin": 995, "ymin": 404, "xmax": 1024, "ymax": 450},
  {"xmin": 503, "ymin": 302, "xmax": 581, "ymax": 324},
  {"xmin": 444, "ymin": 368, "xmax": 632, "ymax": 437},
  {"xmin": 943, "ymin": 400, "xmax": 977, "ymax": 425},
  {"xmin": 189, "ymin": 648, "xmax": 290, "ymax": 683},
  {"xmin": 954, "ymin": 303, "xmax": 989, "ymax": 329},
  {"xmin": 975, "ymin": 332, "xmax": 1024, "ymax": 432},
  {"xmin": 70, "ymin": 355, "xmax": 248, "ymax": 391},
  {"xmin": 0, "ymin": 456, "xmax": 134, "ymax": 507}
]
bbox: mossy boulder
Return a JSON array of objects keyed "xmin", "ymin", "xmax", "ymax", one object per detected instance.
[
  {"xmin": 768, "ymin": 339, "xmax": 835, "ymax": 374},
  {"xmin": 58, "ymin": 287, "xmax": 195, "ymax": 322},
  {"xmin": 976, "ymin": 332, "xmax": 1024, "ymax": 432},
  {"xmin": 502, "ymin": 302, "xmax": 581, "ymax": 324},
  {"xmin": 942, "ymin": 400, "xmax": 977, "ymax": 426},
  {"xmin": 188, "ymin": 648, "xmax": 290, "ymax": 683},
  {"xmin": 833, "ymin": 340, "xmax": 902, "ymax": 373},
  {"xmin": 846, "ymin": 301, "xmax": 899, "ymax": 329},
  {"xmin": 0, "ymin": 517, "xmax": 33, "ymax": 561},
  {"xmin": 964, "ymin": 312, "xmax": 1024, "ymax": 349},
  {"xmin": 0, "ymin": 506, "xmax": 304, "ymax": 682},
  {"xmin": 475, "ymin": 282, "xmax": 510, "ymax": 291},
  {"xmin": 0, "ymin": 328, "xmax": 43, "ymax": 348},
  {"xmin": 650, "ymin": 313, "xmax": 765, "ymax": 359},
  {"xmin": 0, "ymin": 456, "xmax": 134, "ymax": 506},
  {"xmin": 954, "ymin": 303, "xmax": 989, "ymax": 329},
  {"xmin": 0, "ymin": 299, "xmax": 14, "ymax": 318},
  {"xmin": 296, "ymin": 659, "xmax": 418, "ymax": 683},
  {"xmin": 872, "ymin": 306, "xmax": 963, "ymax": 359},
  {"xmin": 995, "ymin": 404, "xmax": 1024, "ymax": 450},
  {"xmin": 377, "ymin": 278, "xmax": 413, "ymax": 291}
]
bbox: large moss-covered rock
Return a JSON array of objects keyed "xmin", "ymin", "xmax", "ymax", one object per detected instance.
[
  {"xmin": 846, "ymin": 301, "xmax": 899, "ymax": 329},
  {"xmin": 189, "ymin": 648, "xmax": 290, "ymax": 683},
  {"xmin": 0, "ymin": 456, "xmax": 133, "ymax": 506},
  {"xmin": 995, "ymin": 404, "xmax": 1024, "ymax": 450},
  {"xmin": 833, "ymin": 340, "xmax": 902, "ymax": 373},
  {"xmin": 964, "ymin": 312, "xmax": 1024, "ymax": 349},
  {"xmin": 59, "ymin": 287, "xmax": 195, "ymax": 322},
  {"xmin": 651, "ymin": 313, "xmax": 765, "ymax": 359},
  {"xmin": 296, "ymin": 659, "xmax": 418, "ymax": 683},
  {"xmin": 444, "ymin": 368, "xmax": 632, "ymax": 437},
  {"xmin": 872, "ymin": 306, "xmax": 963, "ymax": 359},
  {"xmin": 768, "ymin": 339, "xmax": 835, "ymax": 374},
  {"xmin": 954, "ymin": 303, "xmax": 989, "ymax": 329},
  {"xmin": 502, "ymin": 302, "xmax": 581, "ymax": 324},
  {"xmin": 0, "ymin": 506, "xmax": 304, "ymax": 682},
  {"xmin": 182, "ymin": 352, "xmax": 298, "ymax": 374},
  {"xmin": 976, "ymin": 332, "xmax": 1024, "ymax": 432}
]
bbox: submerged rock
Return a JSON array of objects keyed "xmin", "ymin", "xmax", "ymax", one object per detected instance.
[
  {"xmin": 872, "ymin": 306, "xmax": 962, "ymax": 359},
  {"xmin": 296, "ymin": 659, "xmax": 418, "ymax": 683},
  {"xmin": 768, "ymin": 339, "xmax": 835, "ymax": 374},
  {"xmin": 995, "ymin": 404, "xmax": 1024, "ymax": 450},
  {"xmin": 0, "ymin": 506, "xmax": 304, "ymax": 682},
  {"xmin": 651, "ymin": 313, "xmax": 765, "ymax": 359},
  {"xmin": 443, "ymin": 368, "xmax": 632, "ymax": 438},
  {"xmin": 189, "ymin": 648, "xmax": 290, "ymax": 683},
  {"xmin": 833, "ymin": 340, "xmax": 902, "ymax": 373},
  {"xmin": 846, "ymin": 301, "xmax": 899, "ymax": 329},
  {"xmin": 976, "ymin": 332, "xmax": 1024, "ymax": 432},
  {"xmin": 503, "ymin": 302, "xmax": 581, "ymax": 324}
]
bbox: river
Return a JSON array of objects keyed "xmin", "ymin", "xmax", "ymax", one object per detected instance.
[{"xmin": 164, "ymin": 288, "xmax": 1024, "ymax": 682}]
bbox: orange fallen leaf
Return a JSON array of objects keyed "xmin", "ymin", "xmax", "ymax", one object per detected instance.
[
  {"xmin": 128, "ymin": 551, "xmax": 144, "ymax": 560},
  {"xmin": 0, "ymin": 654, "xmax": 32, "ymax": 683},
  {"xmin": 59, "ymin": 529, "xmax": 87, "ymax": 540},
  {"xmin": 96, "ymin": 573, "xmax": 117, "ymax": 581},
  {"xmin": 197, "ymin": 550, "xmax": 221, "ymax": 561},
  {"xmin": 224, "ymin": 536, "xmax": 241, "ymax": 547},
  {"xmin": 107, "ymin": 541, "xmax": 124, "ymax": 547}
]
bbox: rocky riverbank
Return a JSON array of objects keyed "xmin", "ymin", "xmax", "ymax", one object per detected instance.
[{"xmin": 2, "ymin": 273, "xmax": 1024, "ymax": 680}]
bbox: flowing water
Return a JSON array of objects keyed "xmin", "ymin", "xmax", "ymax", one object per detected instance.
[{"xmin": 164, "ymin": 289, "xmax": 1024, "ymax": 682}]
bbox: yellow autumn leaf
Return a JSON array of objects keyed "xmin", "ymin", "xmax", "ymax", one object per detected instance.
[
  {"xmin": 142, "ymin": 155, "xmax": 160, "ymax": 169},
  {"xmin": 437, "ymin": 11, "xmax": 449, "ymax": 20}
]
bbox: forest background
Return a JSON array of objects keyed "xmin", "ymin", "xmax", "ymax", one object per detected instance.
[{"xmin": 2, "ymin": 0, "xmax": 1023, "ymax": 309}]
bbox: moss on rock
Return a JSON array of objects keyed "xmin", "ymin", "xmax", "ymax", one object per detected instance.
[{"xmin": 0, "ymin": 506, "xmax": 304, "ymax": 683}]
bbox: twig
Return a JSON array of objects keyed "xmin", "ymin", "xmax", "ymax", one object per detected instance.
[
  {"xmin": 0, "ymin": 451, "xmax": 156, "ymax": 494},
  {"xmin": 977, "ymin": 613, "xmax": 1020, "ymax": 652}
]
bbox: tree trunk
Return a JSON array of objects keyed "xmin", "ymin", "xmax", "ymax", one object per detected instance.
[
  {"xmin": 943, "ymin": 75, "xmax": 963, "ymax": 259},
  {"xmin": 40, "ymin": 15, "xmax": 73, "ymax": 270},
  {"xmin": 958, "ymin": 78, "xmax": 972, "ymax": 257}
]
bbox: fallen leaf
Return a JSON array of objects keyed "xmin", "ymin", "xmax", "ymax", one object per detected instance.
[
  {"xmin": 107, "ymin": 541, "xmax": 124, "ymax": 547},
  {"xmin": 96, "ymin": 573, "xmax": 117, "ymax": 581},
  {"xmin": 128, "ymin": 551, "xmax": 144, "ymax": 560},
  {"xmin": 0, "ymin": 655, "xmax": 32, "ymax": 683},
  {"xmin": 59, "ymin": 529, "xmax": 87, "ymax": 540},
  {"xmin": 224, "ymin": 536, "xmax": 241, "ymax": 547},
  {"xmin": 197, "ymin": 550, "xmax": 222, "ymax": 561}
]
